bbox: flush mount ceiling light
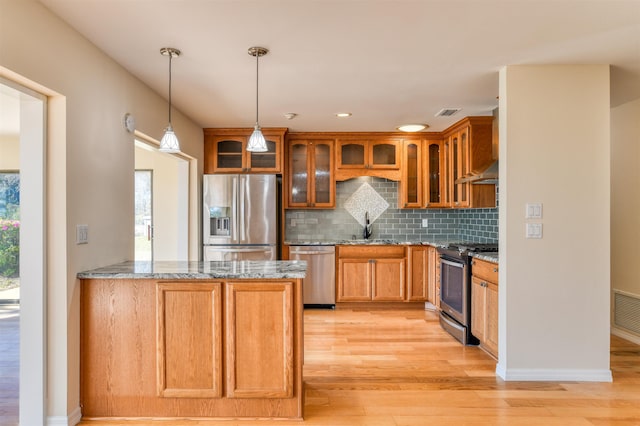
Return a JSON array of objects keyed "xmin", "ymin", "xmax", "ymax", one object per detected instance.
[
  {"xmin": 397, "ymin": 124, "xmax": 429, "ymax": 132},
  {"xmin": 159, "ymin": 47, "xmax": 181, "ymax": 153},
  {"xmin": 336, "ymin": 112, "xmax": 352, "ymax": 118},
  {"xmin": 247, "ymin": 46, "xmax": 269, "ymax": 152},
  {"xmin": 284, "ymin": 112, "xmax": 298, "ymax": 120}
]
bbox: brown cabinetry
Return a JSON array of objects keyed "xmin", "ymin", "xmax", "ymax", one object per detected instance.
[
  {"xmin": 407, "ymin": 246, "xmax": 428, "ymax": 301},
  {"xmin": 80, "ymin": 278, "xmax": 303, "ymax": 418},
  {"xmin": 335, "ymin": 137, "xmax": 402, "ymax": 181},
  {"xmin": 471, "ymin": 258, "xmax": 498, "ymax": 358},
  {"xmin": 399, "ymin": 140, "xmax": 423, "ymax": 208},
  {"xmin": 424, "ymin": 140, "xmax": 449, "ymax": 208},
  {"xmin": 286, "ymin": 139, "xmax": 335, "ymax": 208},
  {"xmin": 337, "ymin": 245, "xmax": 406, "ymax": 302},
  {"xmin": 204, "ymin": 128, "xmax": 287, "ymax": 174},
  {"xmin": 443, "ymin": 117, "xmax": 495, "ymax": 208}
]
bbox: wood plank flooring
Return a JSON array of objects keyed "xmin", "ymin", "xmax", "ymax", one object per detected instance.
[
  {"xmin": 0, "ymin": 304, "xmax": 19, "ymax": 426},
  {"xmin": 3, "ymin": 307, "xmax": 640, "ymax": 425}
]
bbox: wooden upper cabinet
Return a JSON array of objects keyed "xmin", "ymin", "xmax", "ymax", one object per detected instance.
[
  {"xmin": 335, "ymin": 137, "xmax": 401, "ymax": 181},
  {"xmin": 424, "ymin": 139, "xmax": 449, "ymax": 208},
  {"xmin": 286, "ymin": 139, "xmax": 335, "ymax": 209},
  {"xmin": 443, "ymin": 117, "xmax": 496, "ymax": 209},
  {"xmin": 204, "ymin": 128, "xmax": 287, "ymax": 174},
  {"xmin": 399, "ymin": 139, "xmax": 423, "ymax": 209}
]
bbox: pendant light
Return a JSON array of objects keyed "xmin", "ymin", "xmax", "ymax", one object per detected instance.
[
  {"xmin": 246, "ymin": 46, "xmax": 269, "ymax": 152},
  {"xmin": 159, "ymin": 47, "xmax": 181, "ymax": 153}
]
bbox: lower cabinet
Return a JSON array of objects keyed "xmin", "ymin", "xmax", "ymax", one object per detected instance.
[
  {"xmin": 471, "ymin": 259, "xmax": 499, "ymax": 358},
  {"xmin": 81, "ymin": 278, "xmax": 303, "ymax": 418},
  {"xmin": 337, "ymin": 245, "xmax": 406, "ymax": 302},
  {"xmin": 407, "ymin": 246, "xmax": 428, "ymax": 301}
]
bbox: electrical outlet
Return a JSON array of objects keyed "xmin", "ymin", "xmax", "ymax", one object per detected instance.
[
  {"xmin": 526, "ymin": 223, "xmax": 542, "ymax": 239},
  {"xmin": 76, "ymin": 224, "xmax": 89, "ymax": 244},
  {"xmin": 421, "ymin": 219, "xmax": 429, "ymax": 228}
]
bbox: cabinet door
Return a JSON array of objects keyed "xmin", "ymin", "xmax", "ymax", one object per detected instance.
[
  {"xmin": 156, "ymin": 282, "xmax": 223, "ymax": 398},
  {"xmin": 442, "ymin": 137, "xmax": 452, "ymax": 207},
  {"xmin": 337, "ymin": 259, "xmax": 372, "ymax": 301},
  {"xmin": 484, "ymin": 281, "xmax": 499, "ymax": 358},
  {"xmin": 470, "ymin": 277, "xmax": 485, "ymax": 343},
  {"xmin": 288, "ymin": 141, "xmax": 310, "ymax": 207},
  {"xmin": 426, "ymin": 246, "xmax": 438, "ymax": 304},
  {"xmin": 370, "ymin": 140, "xmax": 400, "ymax": 169},
  {"xmin": 337, "ymin": 140, "xmax": 367, "ymax": 169},
  {"xmin": 452, "ymin": 127, "xmax": 470, "ymax": 207},
  {"xmin": 247, "ymin": 137, "xmax": 281, "ymax": 173},
  {"xmin": 212, "ymin": 137, "xmax": 247, "ymax": 172},
  {"xmin": 400, "ymin": 140, "xmax": 423, "ymax": 208},
  {"xmin": 425, "ymin": 140, "xmax": 448, "ymax": 208},
  {"xmin": 407, "ymin": 246, "xmax": 428, "ymax": 301},
  {"xmin": 372, "ymin": 258, "xmax": 405, "ymax": 301},
  {"xmin": 311, "ymin": 140, "xmax": 335, "ymax": 207},
  {"xmin": 226, "ymin": 281, "xmax": 294, "ymax": 398}
]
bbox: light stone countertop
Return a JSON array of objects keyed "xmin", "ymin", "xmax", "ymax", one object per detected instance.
[
  {"xmin": 471, "ymin": 252, "xmax": 499, "ymax": 263},
  {"xmin": 285, "ymin": 239, "xmax": 453, "ymax": 248},
  {"xmin": 77, "ymin": 260, "xmax": 307, "ymax": 280}
]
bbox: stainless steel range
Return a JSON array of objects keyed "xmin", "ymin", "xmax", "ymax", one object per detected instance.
[{"xmin": 437, "ymin": 243, "xmax": 498, "ymax": 345}]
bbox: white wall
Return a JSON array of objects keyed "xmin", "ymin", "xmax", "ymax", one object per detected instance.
[
  {"xmin": 497, "ymin": 65, "xmax": 611, "ymax": 381},
  {"xmin": 611, "ymin": 97, "xmax": 640, "ymax": 338},
  {"xmin": 0, "ymin": 0, "xmax": 203, "ymax": 420}
]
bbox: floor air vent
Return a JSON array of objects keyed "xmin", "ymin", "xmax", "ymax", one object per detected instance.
[
  {"xmin": 614, "ymin": 290, "xmax": 640, "ymax": 335},
  {"xmin": 435, "ymin": 108, "xmax": 462, "ymax": 117}
]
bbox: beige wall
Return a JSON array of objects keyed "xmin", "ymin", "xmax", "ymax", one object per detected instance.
[
  {"xmin": 1, "ymin": 0, "xmax": 202, "ymax": 420},
  {"xmin": 498, "ymin": 65, "xmax": 611, "ymax": 381},
  {"xmin": 0, "ymin": 135, "xmax": 19, "ymax": 169},
  {"xmin": 611, "ymin": 98, "xmax": 640, "ymax": 307}
]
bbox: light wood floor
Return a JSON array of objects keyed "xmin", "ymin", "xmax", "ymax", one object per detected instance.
[{"xmin": 3, "ymin": 307, "xmax": 640, "ymax": 425}]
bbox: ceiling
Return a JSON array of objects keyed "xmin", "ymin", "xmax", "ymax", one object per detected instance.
[{"xmin": 25, "ymin": 1, "xmax": 640, "ymax": 133}]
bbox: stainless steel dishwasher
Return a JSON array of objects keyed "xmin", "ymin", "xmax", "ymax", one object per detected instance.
[{"xmin": 289, "ymin": 245, "xmax": 335, "ymax": 309}]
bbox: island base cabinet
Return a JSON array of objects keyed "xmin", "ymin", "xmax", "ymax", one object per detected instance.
[{"xmin": 80, "ymin": 278, "xmax": 303, "ymax": 419}]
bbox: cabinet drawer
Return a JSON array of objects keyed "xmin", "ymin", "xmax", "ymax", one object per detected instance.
[
  {"xmin": 337, "ymin": 245, "xmax": 405, "ymax": 259},
  {"xmin": 471, "ymin": 258, "xmax": 498, "ymax": 284}
]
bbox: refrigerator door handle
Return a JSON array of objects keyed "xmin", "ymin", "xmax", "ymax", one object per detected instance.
[
  {"xmin": 231, "ymin": 176, "xmax": 238, "ymax": 242},
  {"xmin": 239, "ymin": 176, "xmax": 246, "ymax": 242}
]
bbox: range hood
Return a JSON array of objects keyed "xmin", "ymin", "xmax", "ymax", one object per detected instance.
[{"xmin": 455, "ymin": 160, "xmax": 499, "ymax": 185}]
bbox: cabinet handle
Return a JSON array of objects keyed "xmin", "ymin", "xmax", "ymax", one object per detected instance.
[
  {"xmin": 481, "ymin": 281, "xmax": 488, "ymax": 287},
  {"xmin": 493, "ymin": 267, "xmax": 498, "ymax": 272}
]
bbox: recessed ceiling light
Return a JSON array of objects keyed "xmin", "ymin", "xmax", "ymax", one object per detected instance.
[
  {"xmin": 396, "ymin": 124, "xmax": 429, "ymax": 132},
  {"xmin": 335, "ymin": 112, "xmax": 352, "ymax": 118}
]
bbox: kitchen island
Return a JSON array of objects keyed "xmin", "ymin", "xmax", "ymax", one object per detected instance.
[{"xmin": 77, "ymin": 260, "xmax": 306, "ymax": 420}]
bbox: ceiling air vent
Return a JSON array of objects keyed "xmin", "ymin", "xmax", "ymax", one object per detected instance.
[{"xmin": 435, "ymin": 108, "xmax": 462, "ymax": 117}]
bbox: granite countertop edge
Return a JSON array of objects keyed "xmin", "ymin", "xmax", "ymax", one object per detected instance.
[
  {"xmin": 471, "ymin": 252, "xmax": 499, "ymax": 263},
  {"xmin": 77, "ymin": 260, "xmax": 307, "ymax": 280},
  {"xmin": 285, "ymin": 239, "xmax": 453, "ymax": 248}
]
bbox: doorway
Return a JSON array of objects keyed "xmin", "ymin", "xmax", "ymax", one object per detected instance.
[
  {"xmin": 0, "ymin": 78, "xmax": 46, "ymax": 425},
  {"xmin": 134, "ymin": 140, "xmax": 189, "ymax": 261},
  {"xmin": 134, "ymin": 170, "xmax": 153, "ymax": 261}
]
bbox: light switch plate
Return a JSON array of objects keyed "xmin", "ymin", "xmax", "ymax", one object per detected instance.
[
  {"xmin": 526, "ymin": 223, "xmax": 543, "ymax": 239},
  {"xmin": 76, "ymin": 224, "xmax": 89, "ymax": 244},
  {"xmin": 526, "ymin": 203, "xmax": 543, "ymax": 219}
]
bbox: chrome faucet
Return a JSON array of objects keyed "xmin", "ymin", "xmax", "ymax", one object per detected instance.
[{"xmin": 363, "ymin": 211, "xmax": 372, "ymax": 240}]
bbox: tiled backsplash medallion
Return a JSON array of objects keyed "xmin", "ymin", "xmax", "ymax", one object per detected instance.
[
  {"xmin": 343, "ymin": 182, "xmax": 389, "ymax": 226},
  {"xmin": 285, "ymin": 177, "xmax": 498, "ymax": 243}
]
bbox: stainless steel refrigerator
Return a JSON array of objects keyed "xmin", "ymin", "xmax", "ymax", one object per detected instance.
[{"xmin": 203, "ymin": 174, "xmax": 277, "ymax": 261}]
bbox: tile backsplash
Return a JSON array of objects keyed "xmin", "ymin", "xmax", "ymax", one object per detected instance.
[{"xmin": 285, "ymin": 177, "xmax": 498, "ymax": 243}]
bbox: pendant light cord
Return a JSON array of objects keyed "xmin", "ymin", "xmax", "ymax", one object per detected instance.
[
  {"xmin": 168, "ymin": 53, "xmax": 173, "ymax": 125},
  {"xmin": 255, "ymin": 52, "xmax": 259, "ymax": 125}
]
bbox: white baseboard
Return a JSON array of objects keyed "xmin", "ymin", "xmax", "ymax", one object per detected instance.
[
  {"xmin": 496, "ymin": 367, "xmax": 612, "ymax": 382},
  {"xmin": 47, "ymin": 406, "xmax": 82, "ymax": 426},
  {"xmin": 611, "ymin": 326, "xmax": 640, "ymax": 345}
]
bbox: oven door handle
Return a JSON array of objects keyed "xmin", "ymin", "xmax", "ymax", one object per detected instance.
[{"xmin": 441, "ymin": 258, "xmax": 465, "ymax": 269}]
